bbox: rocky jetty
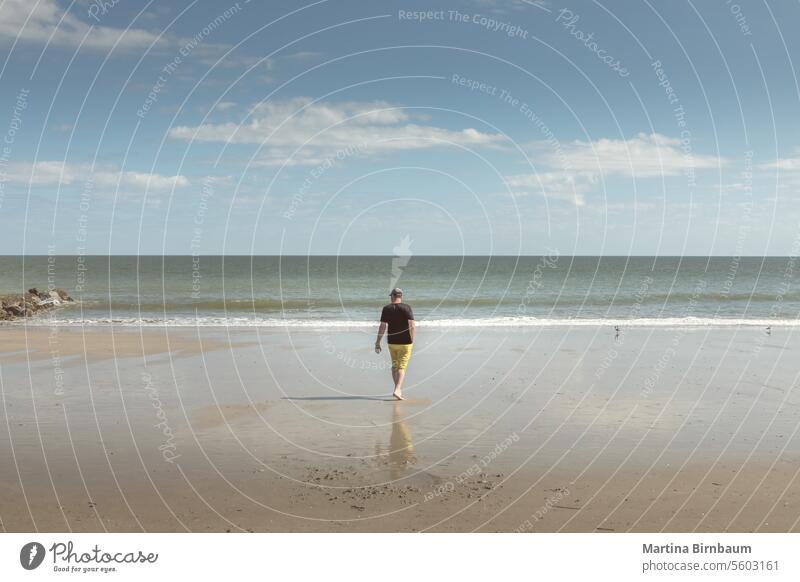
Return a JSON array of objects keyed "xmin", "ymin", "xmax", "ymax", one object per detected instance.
[{"xmin": 0, "ymin": 288, "xmax": 74, "ymax": 320}]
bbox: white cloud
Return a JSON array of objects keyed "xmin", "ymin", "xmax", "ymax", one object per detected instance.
[
  {"xmin": 542, "ymin": 132, "xmax": 726, "ymax": 177},
  {"xmin": 1, "ymin": 0, "xmax": 316, "ymax": 69},
  {"xmin": 756, "ymin": 155, "xmax": 800, "ymax": 197},
  {"xmin": 0, "ymin": 0, "xmax": 163, "ymax": 51},
  {"xmin": 5, "ymin": 161, "xmax": 189, "ymax": 191},
  {"xmin": 504, "ymin": 132, "xmax": 728, "ymax": 206},
  {"xmin": 760, "ymin": 157, "xmax": 800, "ymax": 171},
  {"xmin": 168, "ymin": 97, "xmax": 506, "ymax": 165},
  {"xmin": 505, "ymin": 172, "xmax": 587, "ymax": 206}
]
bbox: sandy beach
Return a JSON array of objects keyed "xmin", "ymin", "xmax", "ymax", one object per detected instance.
[{"xmin": 0, "ymin": 324, "xmax": 798, "ymax": 532}]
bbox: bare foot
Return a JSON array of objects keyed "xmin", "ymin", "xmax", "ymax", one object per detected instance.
[{"xmin": 392, "ymin": 392, "xmax": 405, "ymax": 401}]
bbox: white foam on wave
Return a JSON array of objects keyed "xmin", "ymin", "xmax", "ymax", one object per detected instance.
[{"xmin": 7, "ymin": 315, "xmax": 799, "ymax": 328}]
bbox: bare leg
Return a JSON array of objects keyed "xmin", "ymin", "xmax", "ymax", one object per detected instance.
[{"xmin": 392, "ymin": 369, "xmax": 406, "ymax": 400}]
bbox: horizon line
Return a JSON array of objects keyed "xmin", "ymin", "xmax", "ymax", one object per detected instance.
[{"xmin": 0, "ymin": 254, "xmax": 797, "ymax": 259}]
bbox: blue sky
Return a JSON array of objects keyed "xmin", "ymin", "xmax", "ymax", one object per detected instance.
[{"xmin": 1, "ymin": 0, "xmax": 799, "ymax": 255}]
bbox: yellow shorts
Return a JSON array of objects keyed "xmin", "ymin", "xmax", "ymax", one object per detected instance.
[{"xmin": 388, "ymin": 343, "xmax": 413, "ymax": 371}]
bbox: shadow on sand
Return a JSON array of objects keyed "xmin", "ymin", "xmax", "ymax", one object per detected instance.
[{"xmin": 280, "ymin": 395, "xmax": 395, "ymax": 402}]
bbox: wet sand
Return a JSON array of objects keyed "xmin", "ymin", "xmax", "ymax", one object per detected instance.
[{"xmin": 0, "ymin": 324, "xmax": 798, "ymax": 532}]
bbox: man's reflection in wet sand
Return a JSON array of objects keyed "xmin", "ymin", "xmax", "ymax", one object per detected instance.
[{"xmin": 376, "ymin": 401, "xmax": 416, "ymax": 480}]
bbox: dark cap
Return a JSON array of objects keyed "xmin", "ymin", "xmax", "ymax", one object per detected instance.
[{"xmin": 390, "ymin": 288, "xmax": 403, "ymax": 297}]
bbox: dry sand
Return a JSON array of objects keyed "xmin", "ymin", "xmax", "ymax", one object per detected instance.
[{"xmin": 0, "ymin": 324, "xmax": 798, "ymax": 532}]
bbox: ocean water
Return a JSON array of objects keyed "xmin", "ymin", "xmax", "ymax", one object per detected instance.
[{"xmin": 1, "ymin": 255, "xmax": 800, "ymax": 327}]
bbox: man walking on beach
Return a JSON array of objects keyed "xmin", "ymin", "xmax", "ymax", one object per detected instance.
[{"xmin": 375, "ymin": 288, "xmax": 415, "ymax": 400}]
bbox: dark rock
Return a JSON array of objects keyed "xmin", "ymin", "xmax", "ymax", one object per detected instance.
[
  {"xmin": 5, "ymin": 304, "xmax": 26, "ymax": 316},
  {"xmin": 1, "ymin": 287, "xmax": 74, "ymax": 320},
  {"xmin": 28, "ymin": 288, "xmax": 47, "ymax": 299},
  {"xmin": 54, "ymin": 288, "xmax": 73, "ymax": 302}
]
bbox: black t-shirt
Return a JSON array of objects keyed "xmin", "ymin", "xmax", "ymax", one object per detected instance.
[{"xmin": 380, "ymin": 303, "xmax": 414, "ymax": 345}]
